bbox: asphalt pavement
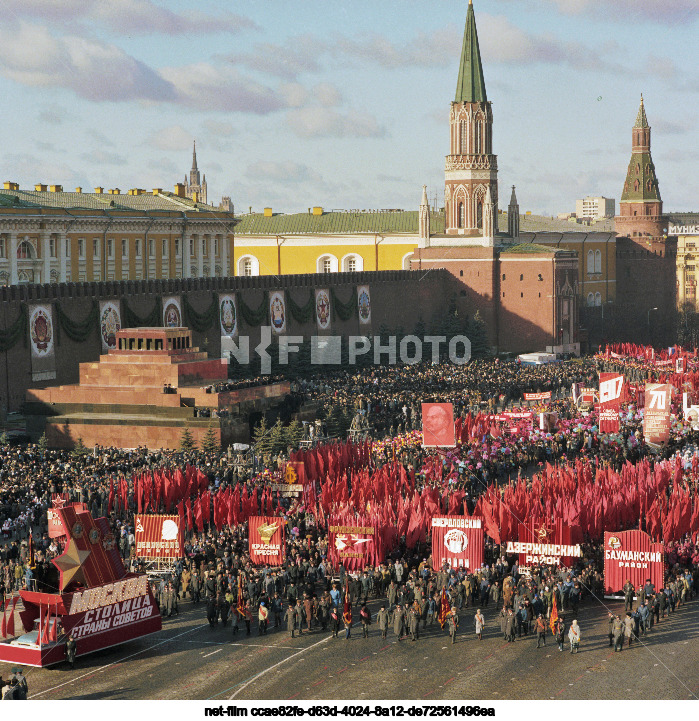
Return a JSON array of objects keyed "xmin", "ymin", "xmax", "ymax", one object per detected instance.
[{"xmin": 16, "ymin": 592, "xmax": 699, "ymax": 701}]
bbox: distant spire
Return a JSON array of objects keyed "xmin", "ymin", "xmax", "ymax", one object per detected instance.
[
  {"xmin": 192, "ymin": 140, "xmax": 198, "ymax": 171},
  {"xmin": 634, "ymin": 95, "xmax": 649, "ymax": 129},
  {"xmin": 509, "ymin": 185, "xmax": 518, "ymax": 205},
  {"xmin": 455, "ymin": 0, "xmax": 487, "ymax": 103},
  {"xmin": 421, "ymin": 184, "xmax": 429, "ymax": 206}
]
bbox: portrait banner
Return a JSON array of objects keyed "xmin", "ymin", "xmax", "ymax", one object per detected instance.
[
  {"xmin": 29, "ymin": 304, "xmax": 56, "ymax": 381},
  {"xmin": 328, "ymin": 520, "xmax": 377, "ymax": 572},
  {"xmin": 162, "ymin": 296, "xmax": 182, "ymax": 328},
  {"xmin": 643, "ymin": 383, "xmax": 671, "ymax": 446},
  {"xmin": 599, "ymin": 372, "xmax": 623, "ymax": 434},
  {"xmin": 315, "ymin": 289, "xmax": 331, "ymax": 330},
  {"xmin": 431, "ymin": 516, "xmax": 484, "ymax": 571},
  {"xmin": 269, "ymin": 291, "xmax": 286, "ymax": 334},
  {"xmin": 357, "ymin": 285, "xmax": 371, "ymax": 325},
  {"xmin": 219, "ymin": 294, "xmax": 238, "ymax": 337},
  {"xmin": 422, "ymin": 403, "xmax": 456, "ymax": 447},
  {"xmin": 603, "ymin": 530, "xmax": 664, "ymax": 595},
  {"xmin": 99, "ymin": 300, "xmax": 122, "ymax": 353},
  {"xmin": 248, "ymin": 516, "xmax": 285, "ymax": 566},
  {"xmin": 134, "ymin": 514, "xmax": 185, "ymax": 559}
]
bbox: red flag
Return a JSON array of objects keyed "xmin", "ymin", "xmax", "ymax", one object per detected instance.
[
  {"xmin": 108, "ymin": 477, "xmax": 114, "ymax": 515},
  {"xmin": 193, "ymin": 497, "xmax": 203, "ymax": 532},
  {"xmin": 5, "ymin": 595, "xmax": 19, "ymax": 637},
  {"xmin": 549, "ymin": 592, "xmax": 559, "ymax": 634},
  {"xmin": 0, "ymin": 596, "xmax": 7, "ymax": 638},
  {"xmin": 41, "ymin": 606, "xmax": 51, "ymax": 646},
  {"xmin": 201, "ymin": 490, "xmax": 211, "ymax": 524},
  {"xmin": 438, "ymin": 589, "xmax": 450, "ymax": 628}
]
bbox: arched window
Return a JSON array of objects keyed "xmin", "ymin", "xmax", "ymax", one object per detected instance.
[
  {"xmin": 17, "ymin": 240, "xmax": 33, "ymax": 259},
  {"xmin": 238, "ymin": 255, "xmax": 259, "ymax": 276},
  {"xmin": 474, "ymin": 120, "xmax": 482, "ymax": 154},
  {"xmin": 587, "ymin": 293, "xmax": 594, "ymax": 307},
  {"xmin": 594, "ymin": 292, "xmax": 602, "ymax": 307},
  {"xmin": 458, "ymin": 202, "xmax": 465, "ymax": 228},
  {"xmin": 341, "ymin": 254, "xmax": 363, "ymax": 272},
  {"xmin": 594, "ymin": 249, "xmax": 602, "ymax": 273},
  {"xmin": 587, "ymin": 250, "xmax": 594, "ymax": 274},
  {"xmin": 316, "ymin": 254, "xmax": 338, "ymax": 273},
  {"xmin": 460, "ymin": 122, "xmax": 468, "ymax": 154},
  {"xmin": 634, "ymin": 179, "xmax": 640, "ymax": 192},
  {"xmin": 476, "ymin": 200, "xmax": 483, "ymax": 229}
]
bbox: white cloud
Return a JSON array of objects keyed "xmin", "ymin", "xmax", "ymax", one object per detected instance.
[
  {"xmin": 227, "ymin": 35, "xmax": 325, "ymax": 79},
  {"xmin": 1, "ymin": 0, "xmax": 258, "ymax": 36},
  {"xmin": 543, "ymin": 0, "xmax": 698, "ymax": 24},
  {"xmin": 313, "ymin": 83, "xmax": 342, "ymax": 108},
  {"xmin": 286, "ymin": 107, "xmax": 386, "ymax": 139},
  {"xmin": 160, "ymin": 63, "xmax": 283, "ymax": 114},
  {"xmin": 0, "ymin": 22, "xmax": 175, "ymax": 102}
]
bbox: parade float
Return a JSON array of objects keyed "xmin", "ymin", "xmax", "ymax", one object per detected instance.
[{"xmin": 0, "ymin": 503, "xmax": 161, "ymax": 667}]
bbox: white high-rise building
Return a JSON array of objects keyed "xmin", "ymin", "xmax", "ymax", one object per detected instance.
[{"xmin": 575, "ymin": 196, "xmax": 615, "ymax": 220}]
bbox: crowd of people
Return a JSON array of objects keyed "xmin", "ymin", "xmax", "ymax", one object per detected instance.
[{"xmin": 1, "ymin": 353, "xmax": 699, "ymax": 674}]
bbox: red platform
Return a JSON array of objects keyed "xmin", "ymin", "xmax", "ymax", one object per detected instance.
[{"xmin": 0, "ymin": 505, "xmax": 161, "ymax": 667}]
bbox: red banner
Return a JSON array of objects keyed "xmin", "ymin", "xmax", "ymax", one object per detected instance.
[
  {"xmin": 248, "ymin": 516, "xmax": 285, "ymax": 566},
  {"xmin": 134, "ymin": 515, "xmax": 184, "ymax": 559},
  {"xmin": 422, "ymin": 403, "xmax": 456, "ymax": 447},
  {"xmin": 506, "ymin": 518, "xmax": 582, "ymax": 567},
  {"xmin": 284, "ymin": 462, "xmax": 307, "ymax": 485},
  {"xmin": 603, "ymin": 530, "xmax": 664, "ymax": 595},
  {"xmin": 47, "ymin": 495, "xmax": 78, "ymax": 539},
  {"xmin": 523, "ymin": 391, "xmax": 551, "ymax": 402},
  {"xmin": 328, "ymin": 520, "xmax": 377, "ymax": 571},
  {"xmin": 599, "ymin": 372, "xmax": 623, "ymax": 433},
  {"xmin": 643, "ymin": 383, "xmax": 671, "ymax": 445},
  {"xmin": 431, "ymin": 516, "xmax": 484, "ymax": 571}
]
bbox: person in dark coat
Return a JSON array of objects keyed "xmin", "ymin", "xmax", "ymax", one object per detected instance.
[
  {"xmin": 285, "ymin": 603, "xmax": 297, "ymax": 638},
  {"xmin": 447, "ymin": 606, "xmax": 459, "ymax": 644},
  {"xmin": 391, "ymin": 603, "xmax": 404, "ymax": 641},
  {"xmin": 376, "ymin": 604, "xmax": 389, "ymax": 640},
  {"xmin": 65, "ymin": 634, "xmax": 77, "ymax": 669},
  {"xmin": 359, "ymin": 603, "xmax": 372, "ymax": 638}
]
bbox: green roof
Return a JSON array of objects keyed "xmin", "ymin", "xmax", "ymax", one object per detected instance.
[
  {"xmin": 500, "ymin": 243, "xmax": 556, "ymax": 254},
  {"xmin": 620, "ymin": 151, "xmax": 661, "ymax": 203},
  {"xmin": 0, "ymin": 189, "xmax": 219, "ymax": 213},
  {"xmin": 455, "ymin": 1, "xmax": 487, "ymax": 103},
  {"xmin": 233, "ymin": 210, "xmax": 445, "ymax": 235},
  {"xmin": 634, "ymin": 96, "xmax": 649, "ymax": 129}
]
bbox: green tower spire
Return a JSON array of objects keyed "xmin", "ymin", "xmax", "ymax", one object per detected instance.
[
  {"xmin": 455, "ymin": 0, "xmax": 487, "ymax": 103},
  {"xmin": 634, "ymin": 94, "xmax": 649, "ymax": 128}
]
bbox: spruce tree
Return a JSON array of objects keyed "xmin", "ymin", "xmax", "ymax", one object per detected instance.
[
  {"xmin": 252, "ymin": 417, "xmax": 271, "ymax": 456},
  {"xmin": 72, "ymin": 437, "xmax": 89, "ymax": 458},
  {"xmin": 179, "ymin": 425, "xmax": 197, "ymax": 453},
  {"xmin": 268, "ymin": 419, "xmax": 286, "ymax": 456},
  {"xmin": 284, "ymin": 419, "xmax": 304, "ymax": 450},
  {"xmin": 201, "ymin": 424, "xmax": 220, "ymax": 456},
  {"xmin": 38, "ymin": 432, "xmax": 48, "ymax": 454},
  {"xmin": 468, "ymin": 310, "xmax": 490, "ymax": 359}
]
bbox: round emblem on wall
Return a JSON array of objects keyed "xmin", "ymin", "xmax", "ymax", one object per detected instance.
[
  {"xmin": 102, "ymin": 533, "xmax": 116, "ymax": 551},
  {"xmin": 72, "ymin": 522, "xmax": 84, "ymax": 539},
  {"xmin": 89, "ymin": 527, "xmax": 101, "ymax": 544}
]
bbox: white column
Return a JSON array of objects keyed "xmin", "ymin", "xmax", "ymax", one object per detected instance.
[
  {"xmin": 182, "ymin": 234, "xmax": 190, "ymax": 278},
  {"xmin": 42, "ymin": 232, "xmax": 51, "ymax": 284},
  {"xmin": 9, "ymin": 233, "xmax": 18, "ymax": 286},
  {"xmin": 198, "ymin": 235, "xmax": 204, "ymax": 277},
  {"xmin": 209, "ymin": 234, "xmax": 215, "ymax": 277},
  {"xmin": 222, "ymin": 232, "xmax": 229, "ymax": 278},
  {"xmin": 58, "ymin": 232, "xmax": 67, "ymax": 283}
]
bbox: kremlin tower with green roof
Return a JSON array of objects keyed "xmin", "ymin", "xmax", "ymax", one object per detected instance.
[
  {"xmin": 444, "ymin": 0, "xmax": 498, "ymax": 244},
  {"xmin": 615, "ymin": 95, "xmax": 666, "ymax": 242}
]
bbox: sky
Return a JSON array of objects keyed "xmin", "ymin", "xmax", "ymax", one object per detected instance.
[{"xmin": 0, "ymin": 0, "xmax": 696, "ymax": 216}]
